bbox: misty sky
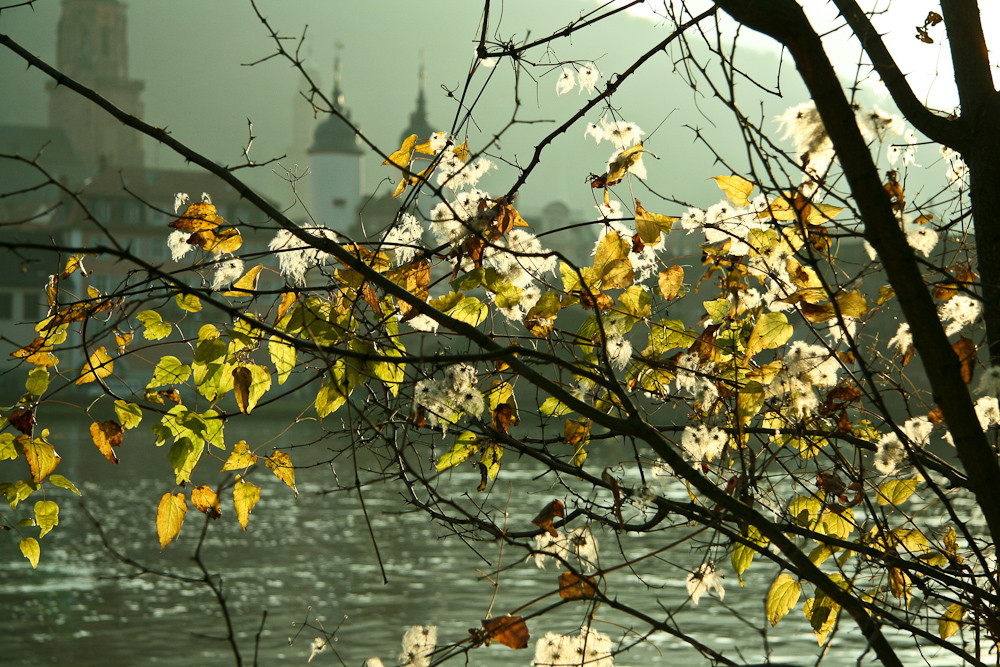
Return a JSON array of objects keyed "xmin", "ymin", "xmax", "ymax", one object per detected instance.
[{"xmin": 2, "ymin": 1, "xmax": 980, "ymax": 215}]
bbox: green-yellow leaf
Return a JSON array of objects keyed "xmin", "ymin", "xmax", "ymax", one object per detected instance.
[
  {"xmin": 234, "ymin": 477, "xmax": 261, "ymax": 531},
  {"xmin": 876, "ymin": 478, "xmax": 920, "ymax": 506},
  {"xmin": 703, "ymin": 298, "xmax": 730, "ymax": 324},
  {"xmin": 803, "ymin": 596, "xmax": 839, "ymax": 645},
  {"xmin": 737, "ymin": 381, "xmax": 766, "ymax": 424},
  {"xmin": 788, "ymin": 495, "xmax": 822, "ymax": 528},
  {"xmin": 540, "ymin": 396, "xmax": 573, "ymax": 417},
  {"xmin": 5, "ymin": 478, "xmax": 39, "ymax": 508},
  {"xmin": 268, "ymin": 336, "xmax": 296, "ymax": 385},
  {"xmin": 817, "ymin": 508, "xmax": 855, "ymax": 540},
  {"xmin": 26, "ymin": 367, "xmax": 49, "ymax": 396},
  {"xmin": 168, "ymin": 437, "xmax": 202, "ymax": 485},
  {"xmin": 316, "ymin": 361, "xmax": 351, "ymax": 418},
  {"xmin": 0, "ymin": 433, "xmax": 17, "ymax": 461},
  {"xmin": 201, "ymin": 410, "xmax": 225, "ymax": 449},
  {"xmin": 175, "ymin": 293, "xmax": 203, "ymax": 313},
  {"xmin": 156, "ymin": 492, "xmax": 187, "ymax": 549},
  {"xmin": 939, "ymin": 603, "xmax": 965, "ymax": 639},
  {"xmin": 137, "ymin": 310, "xmax": 172, "ymax": 341},
  {"xmin": 713, "ymin": 174, "xmax": 754, "ymax": 206},
  {"xmin": 20, "ymin": 537, "xmax": 40, "ymax": 569},
  {"xmin": 731, "ymin": 525, "xmax": 767, "ymax": 583},
  {"xmin": 480, "ymin": 442, "xmax": 503, "ymax": 485},
  {"xmin": 745, "ymin": 312, "xmax": 793, "ymax": 360},
  {"xmin": 221, "ymin": 440, "xmax": 258, "ymax": 471},
  {"xmin": 34, "ymin": 500, "xmax": 59, "ymax": 538},
  {"xmin": 619, "ymin": 285, "xmax": 651, "ymax": 320},
  {"xmin": 48, "ymin": 474, "xmax": 81, "ymax": 496},
  {"xmin": 266, "ymin": 450, "xmax": 297, "ymax": 497},
  {"xmin": 76, "ymin": 346, "xmax": 114, "ymax": 385},
  {"xmin": 436, "ymin": 431, "xmax": 480, "ymax": 471},
  {"xmin": 448, "ymin": 295, "xmax": 488, "ymax": 327},
  {"xmin": 525, "ymin": 291, "xmax": 562, "ymax": 338},
  {"xmin": 147, "ymin": 355, "xmax": 191, "ymax": 389},
  {"xmin": 115, "ymin": 400, "xmax": 143, "ymax": 430},
  {"xmin": 766, "ymin": 573, "xmax": 801, "ymax": 626}
]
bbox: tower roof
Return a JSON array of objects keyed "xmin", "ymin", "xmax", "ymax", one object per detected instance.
[
  {"xmin": 310, "ymin": 57, "xmax": 363, "ymax": 155},
  {"xmin": 399, "ymin": 65, "xmax": 434, "ymax": 145}
]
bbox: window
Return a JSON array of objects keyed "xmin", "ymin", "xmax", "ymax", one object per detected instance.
[
  {"xmin": 122, "ymin": 201, "xmax": 143, "ymax": 225},
  {"xmin": 22, "ymin": 296, "xmax": 42, "ymax": 323},
  {"xmin": 0, "ymin": 292, "xmax": 13, "ymax": 320}
]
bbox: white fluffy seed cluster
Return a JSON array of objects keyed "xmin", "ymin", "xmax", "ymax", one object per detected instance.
[
  {"xmin": 531, "ymin": 526, "xmax": 599, "ymax": 572},
  {"xmin": 532, "ymin": 627, "xmax": 613, "ymax": 667},
  {"xmin": 412, "ymin": 363, "xmax": 484, "ymax": 433},
  {"xmin": 686, "ymin": 562, "xmax": 725, "ymax": 606},
  {"xmin": 766, "ymin": 341, "xmax": 840, "ymax": 417}
]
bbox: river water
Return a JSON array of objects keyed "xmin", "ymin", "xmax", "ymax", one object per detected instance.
[{"xmin": 0, "ymin": 414, "xmax": 970, "ymax": 666}]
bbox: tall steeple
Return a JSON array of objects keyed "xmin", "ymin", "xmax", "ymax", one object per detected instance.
[
  {"xmin": 308, "ymin": 52, "xmax": 364, "ymax": 229},
  {"xmin": 399, "ymin": 59, "xmax": 434, "ymax": 145},
  {"xmin": 49, "ymin": 0, "xmax": 145, "ymax": 168},
  {"xmin": 310, "ymin": 54, "xmax": 363, "ymax": 156}
]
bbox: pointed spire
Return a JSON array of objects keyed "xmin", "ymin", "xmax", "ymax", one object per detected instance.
[
  {"xmin": 400, "ymin": 58, "xmax": 434, "ymax": 145},
  {"xmin": 310, "ymin": 47, "xmax": 362, "ymax": 155},
  {"xmin": 332, "ymin": 43, "xmax": 345, "ymax": 107}
]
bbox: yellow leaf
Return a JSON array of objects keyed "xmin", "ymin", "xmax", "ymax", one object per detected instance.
[
  {"xmin": 436, "ymin": 431, "xmax": 480, "ymax": 472},
  {"xmin": 383, "ymin": 134, "xmax": 417, "ymax": 168},
  {"xmin": 590, "ymin": 143, "xmax": 644, "ymax": 188},
  {"xmin": 11, "ymin": 336, "xmax": 58, "ymax": 367},
  {"xmin": 170, "ymin": 201, "xmax": 223, "ymax": 232},
  {"xmin": 89, "ymin": 420, "xmax": 123, "ymax": 465},
  {"xmin": 221, "ymin": 440, "xmax": 259, "ymax": 471},
  {"xmin": 266, "ymin": 450, "xmax": 297, "ymax": 497},
  {"xmin": 634, "ymin": 199, "xmax": 677, "ymax": 246},
  {"xmin": 223, "ymin": 263, "xmax": 264, "ymax": 297},
  {"xmin": 188, "ymin": 227, "xmax": 242, "ymax": 254},
  {"xmin": 563, "ymin": 418, "xmax": 592, "ymax": 446},
  {"xmin": 20, "ymin": 537, "xmax": 40, "ymax": 569},
  {"xmin": 713, "ymin": 174, "xmax": 754, "ymax": 206},
  {"xmin": 76, "ymin": 346, "xmax": 114, "ymax": 385},
  {"xmin": 34, "ymin": 500, "xmax": 59, "ymax": 538},
  {"xmin": 658, "ymin": 266, "xmax": 685, "ymax": 300},
  {"xmin": 876, "ymin": 478, "xmax": 920, "ymax": 506},
  {"xmin": 939, "ymin": 603, "xmax": 965, "ymax": 639},
  {"xmin": 191, "ymin": 485, "xmax": 221, "ymax": 519},
  {"xmin": 61, "ymin": 253, "xmax": 85, "ymax": 279},
  {"xmin": 766, "ymin": 573, "xmax": 801, "ymax": 626},
  {"xmin": 175, "ymin": 293, "xmax": 202, "ymax": 313},
  {"xmin": 114, "ymin": 331, "xmax": 133, "ymax": 354},
  {"xmin": 22, "ymin": 437, "xmax": 60, "ymax": 483},
  {"xmin": 233, "ymin": 366, "xmax": 253, "ymax": 414},
  {"xmin": 234, "ymin": 477, "xmax": 261, "ymax": 531},
  {"xmin": 156, "ymin": 492, "xmax": 187, "ymax": 549}
]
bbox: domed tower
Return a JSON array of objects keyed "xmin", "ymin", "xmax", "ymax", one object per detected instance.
[
  {"xmin": 399, "ymin": 64, "xmax": 434, "ymax": 145},
  {"xmin": 308, "ymin": 57, "xmax": 364, "ymax": 230},
  {"xmin": 48, "ymin": 0, "xmax": 145, "ymax": 168}
]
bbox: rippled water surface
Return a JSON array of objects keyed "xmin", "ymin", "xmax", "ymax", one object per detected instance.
[{"xmin": 0, "ymin": 414, "xmax": 968, "ymax": 666}]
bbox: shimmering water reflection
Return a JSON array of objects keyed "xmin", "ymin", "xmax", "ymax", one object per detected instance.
[{"xmin": 0, "ymin": 415, "xmax": 967, "ymax": 666}]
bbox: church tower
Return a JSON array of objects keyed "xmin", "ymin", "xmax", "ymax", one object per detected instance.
[
  {"xmin": 308, "ymin": 58, "xmax": 364, "ymax": 230},
  {"xmin": 399, "ymin": 64, "xmax": 434, "ymax": 145},
  {"xmin": 49, "ymin": 0, "xmax": 145, "ymax": 168}
]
